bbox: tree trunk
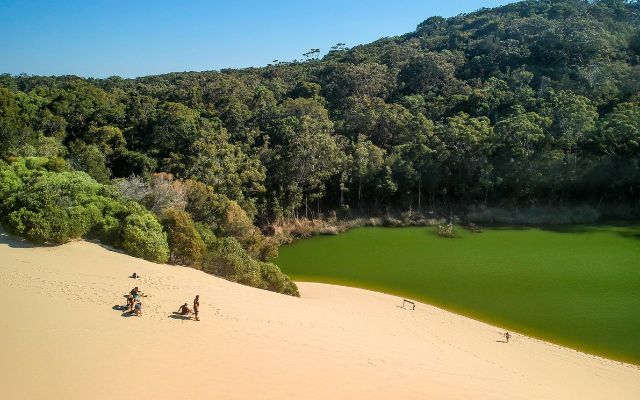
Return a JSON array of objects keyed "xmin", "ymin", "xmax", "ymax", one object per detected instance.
[
  {"xmin": 418, "ymin": 178, "xmax": 422, "ymax": 211},
  {"xmin": 358, "ymin": 177, "xmax": 362, "ymax": 210}
]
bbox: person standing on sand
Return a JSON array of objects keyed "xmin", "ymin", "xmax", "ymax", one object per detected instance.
[
  {"xmin": 130, "ymin": 287, "xmax": 142, "ymax": 299},
  {"xmin": 126, "ymin": 294, "xmax": 135, "ymax": 311},
  {"xmin": 193, "ymin": 295, "xmax": 200, "ymax": 321},
  {"xmin": 504, "ymin": 332, "xmax": 511, "ymax": 343}
]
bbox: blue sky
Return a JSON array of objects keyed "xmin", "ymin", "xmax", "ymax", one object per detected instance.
[{"xmin": 0, "ymin": 0, "xmax": 513, "ymax": 78}]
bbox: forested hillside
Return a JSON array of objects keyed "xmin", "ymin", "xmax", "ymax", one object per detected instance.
[{"xmin": 2, "ymin": 0, "xmax": 639, "ymax": 227}]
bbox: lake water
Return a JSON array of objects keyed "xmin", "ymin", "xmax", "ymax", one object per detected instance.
[{"xmin": 275, "ymin": 225, "xmax": 640, "ymax": 364}]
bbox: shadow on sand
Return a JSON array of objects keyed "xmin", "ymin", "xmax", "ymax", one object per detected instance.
[
  {"xmin": 169, "ymin": 312, "xmax": 192, "ymax": 321},
  {"xmin": 112, "ymin": 304, "xmax": 138, "ymax": 317},
  {"xmin": 0, "ymin": 227, "xmax": 35, "ymax": 249}
]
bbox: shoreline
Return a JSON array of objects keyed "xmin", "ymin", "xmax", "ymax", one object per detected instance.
[{"xmin": 293, "ymin": 279, "xmax": 640, "ymax": 369}]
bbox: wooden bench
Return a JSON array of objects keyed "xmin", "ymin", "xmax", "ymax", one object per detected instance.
[{"xmin": 401, "ymin": 299, "xmax": 415, "ymax": 310}]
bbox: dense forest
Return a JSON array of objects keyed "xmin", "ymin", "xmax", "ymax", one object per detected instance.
[{"xmin": 1, "ymin": 0, "xmax": 639, "ymax": 292}]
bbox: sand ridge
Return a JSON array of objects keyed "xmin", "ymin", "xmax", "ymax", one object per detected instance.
[{"xmin": 1, "ymin": 231, "xmax": 639, "ymax": 400}]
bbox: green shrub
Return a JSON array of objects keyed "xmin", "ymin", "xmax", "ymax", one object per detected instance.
[
  {"xmin": 200, "ymin": 236, "xmax": 261, "ymax": 287},
  {"xmin": 199, "ymin": 235, "xmax": 299, "ymax": 296},
  {"xmin": 7, "ymin": 205, "xmax": 93, "ymax": 244},
  {"xmin": 24, "ymin": 157, "xmax": 51, "ymax": 170},
  {"xmin": 45, "ymin": 157, "xmax": 72, "ymax": 172},
  {"xmin": 0, "ymin": 157, "xmax": 298, "ymax": 295},
  {"xmin": 259, "ymin": 262, "xmax": 299, "ymax": 296},
  {"xmin": 0, "ymin": 157, "xmax": 169, "ymax": 263},
  {"xmin": 95, "ymin": 215, "xmax": 122, "ymax": 244},
  {"xmin": 67, "ymin": 141, "xmax": 112, "ymax": 183},
  {"xmin": 161, "ymin": 208, "xmax": 206, "ymax": 265},
  {"xmin": 219, "ymin": 200, "xmax": 254, "ymax": 238},
  {"xmin": 121, "ymin": 212, "xmax": 169, "ymax": 263},
  {"xmin": 194, "ymin": 222, "xmax": 217, "ymax": 248},
  {"xmin": 0, "ymin": 163, "xmax": 23, "ymax": 200},
  {"xmin": 2, "ymin": 170, "xmax": 105, "ymax": 244}
]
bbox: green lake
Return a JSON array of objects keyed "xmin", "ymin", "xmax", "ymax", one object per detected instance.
[{"xmin": 275, "ymin": 225, "xmax": 640, "ymax": 365}]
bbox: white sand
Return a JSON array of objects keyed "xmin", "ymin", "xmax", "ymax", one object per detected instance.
[{"xmin": 1, "ymin": 231, "xmax": 639, "ymax": 400}]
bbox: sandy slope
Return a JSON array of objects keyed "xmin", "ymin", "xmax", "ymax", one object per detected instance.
[{"xmin": 0, "ymin": 231, "xmax": 638, "ymax": 400}]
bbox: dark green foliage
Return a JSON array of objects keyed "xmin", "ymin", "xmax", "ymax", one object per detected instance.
[
  {"xmin": 111, "ymin": 148, "xmax": 157, "ymax": 177},
  {"xmin": 595, "ymin": 101, "xmax": 640, "ymax": 156},
  {"xmin": 67, "ymin": 141, "xmax": 112, "ymax": 183}
]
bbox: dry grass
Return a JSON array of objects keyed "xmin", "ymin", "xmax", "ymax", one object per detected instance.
[{"xmin": 267, "ymin": 212, "xmax": 442, "ymax": 244}]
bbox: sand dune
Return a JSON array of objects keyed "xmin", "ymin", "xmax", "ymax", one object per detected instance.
[{"xmin": 1, "ymin": 230, "xmax": 638, "ymax": 400}]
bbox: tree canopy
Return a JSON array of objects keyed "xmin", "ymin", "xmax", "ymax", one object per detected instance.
[{"xmin": 1, "ymin": 0, "xmax": 639, "ymax": 223}]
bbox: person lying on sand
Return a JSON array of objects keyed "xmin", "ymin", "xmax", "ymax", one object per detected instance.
[
  {"xmin": 178, "ymin": 303, "xmax": 191, "ymax": 316},
  {"xmin": 193, "ymin": 295, "xmax": 200, "ymax": 321}
]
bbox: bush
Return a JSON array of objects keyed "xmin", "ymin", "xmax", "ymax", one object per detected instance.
[
  {"xmin": 2, "ymin": 170, "xmax": 105, "ymax": 244},
  {"xmin": 67, "ymin": 141, "xmax": 112, "ymax": 183},
  {"xmin": 0, "ymin": 158, "xmax": 170, "ymax": 263},
  {"xmin": 161, "ymin": 208, "xmax": 206, "ymax": 265},
  {"xmin": 259, "ymin": 261, "xmax": 299, "ymax": 296},
  {"xmin": 437, "ymin": 223, "xmax": 456, "ymax": 238},
  {"xmin": 0, "ymin": 157, "xmax": 298, "ymax": 295},
  {"xmin": 45, "ymin": 157, "xmax": 72, "ymax": 172},
  {"xmin": 243, "ymin": 231, "xmax": 279, "ymax": 261},
  {"xmin": 194, "ymin": 222, "xmax": 217, "ymax": 248},
  {"xmin": 200, "ymin": 236, "xmax": 261, "ymax": 287},
  {"xmin": 200, "ymin": 236, "xmax": 299, "ymax": 296},
  {"xmin": 219, "ymin": 200, "xmax": 254, "ymax": 238},
  {"xmin": 121, "ymin": 212, "xmax": 169, "ymax": 263}
]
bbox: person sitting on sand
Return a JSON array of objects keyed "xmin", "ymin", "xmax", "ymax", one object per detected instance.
[
  {"xmin": 178, "ymin": 303, "xmax": 191, "ymax": 316},
  {"xmin": 193, "ymin": 295, "xmax": 200, "ymax": 321},
  {"xmin": 134, "ymin": 301, "xmax": 142, "ymax": 317}
]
